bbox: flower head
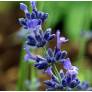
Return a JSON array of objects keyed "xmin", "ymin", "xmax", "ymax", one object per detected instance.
[
  {"xmin": 19, "ymin": 1, "xmax": 48, "ymax": 30},
  {"xmin": 26, "ymin": 28, "xmax": 55, "ymax": 48},
  {"xmin": 45, "ymin": 69, "xmax": 80, "ymax": 91}
]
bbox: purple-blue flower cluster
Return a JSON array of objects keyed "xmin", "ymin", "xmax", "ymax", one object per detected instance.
[
  {"xmin": 27, "ymin": 28, "xmax": 55, "ymax": 48},
  {"xmin": 19, "ymin": 1, "xmax": 48, "ymax": 30},
  {"xmin": 19, "ymin": 1, "xmax": 55, "ymax": 48},
  {"xmin": 44, "ymin": 66, "xmax": 80, "ymax": 91},
  {"xmin": 19, "ymin": 1, "xmax": 92, "ymax": 91}
]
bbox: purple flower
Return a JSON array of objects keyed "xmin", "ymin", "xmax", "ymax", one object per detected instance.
[
  {"xmin": 30, "ymin": 45, "xmax": 67, "ymax": 69},
  {"xmin": 34, "ymin": 61, "xmax": 48, "ymax": 69},
  {"xmin": 19, "ymin": 1, "xmax": 48, "ymax": 30},
  {"xmin": 44, "ymin": 68, "xmax": 80, "ymax": 90},
  {"xmin": 36, "ymin": 56, "xmax": 46, "ymax": 63},
  {"xmin": 81, "ymin": 81, "xmax": 89, "ymax": 90},
  {"xmin": 30, "ymin": 1, "xmax": 37, "ymax": 10},
  {"xmin": 27, "ymin": 19, "xmax": 41, "ymax": 29},
  {"xmin": 24, "ymin": 54, "xmax": 30, "ymax": 61},
  {"xmin": 20, "ymin": 3, "xmax": 28, "ymax": 13},
  {"xmin": 44, "ymin": 28, "xmax": 55, "ymax": 41},
  {"xmin": 76, "ymin": 81, "xmax": 92, "ymax": 91},
  {"xmin": 62, "ymin": 58, "xmax": 72, "ymax": 70},
  {"xmin": 69, "ymin": 79, "xmax": 80, "ymax": 88},
  {"xmin": 61, "ymin": 66, "xmax": 80, "ymax": 88},
  {"xmin": 31, "ymin": 55, "xmax": 48, "ymax": 69},
  {"xmin": 62, "ymin": 79, "xmax": 67, "ymax": 87},
  {"xmin": 60, "ymin": 70, "xmax": 64, "ymax": 78},
  {"xmin": 27, "ymin": 28, "xmax": 55, "ymax": 48},
  {"xmin": 19, "ymin": 18, "xmax": 41, "ymax": 30},
  {"xmin": 68, "ymin": 66, "xmax": 79, "ymax": 75},
  {"xmin": 44, "ymin": 67, "xmax": 53, "ymax": 76},
  {"xmin": 24, "ymin": 45, "xmax": 37, "ymax": 61},
  {"xmin": 46, "ymin": 47, "xmax": 67, "ymax": 64},
  {"xmin": 44, "ymin": 80, "xmax": 56, "ymax": 87},
  {"xmin": 56, "ymin": 30, "xmax": 68, "ymax": 49}
]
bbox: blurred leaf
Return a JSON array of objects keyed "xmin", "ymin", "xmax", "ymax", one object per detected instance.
[{"xmin": 16, "ymin": 47, "xmax": 29, "ymax": 91}]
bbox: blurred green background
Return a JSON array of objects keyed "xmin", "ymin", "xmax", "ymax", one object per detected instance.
[{"xmin": 0, "ymin": 1, "xmax": 92, "ymax": 91}]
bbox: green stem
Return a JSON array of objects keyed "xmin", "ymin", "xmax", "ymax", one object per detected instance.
[
  {"xmin": 42, "ymin": 46, "xmax": 47, "ymax": 57},
  {"xmin": 52, "ymin": 64, "xmax": 61, "ymax": 83},
  {"xmin": 29, "ymin": 48, "xmax": 39, "ymax": 90},
  {"xmin": 30, "ymin": 62, "xmax": 36, "ymax": 90},
  {"xmin": 16, "ymin": 48, "xmax": 29, "ymax": 91},
  {"xmin": 77, "ymin": 38, "xmax": 87, "ymax": 60}
]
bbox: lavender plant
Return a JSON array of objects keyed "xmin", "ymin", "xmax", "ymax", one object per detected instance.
[{"xmin": 19, "ymin": 1, "xmax": 92, "ymax": 91}]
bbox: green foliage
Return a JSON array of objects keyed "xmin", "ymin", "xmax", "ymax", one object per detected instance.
[
  {"xmin": 37, "ymin": 1, "xmax": 92, "ymax": 41},
  {"xmin": 16, "ymin": 47, "xmax": 29, "ymax": 91}
]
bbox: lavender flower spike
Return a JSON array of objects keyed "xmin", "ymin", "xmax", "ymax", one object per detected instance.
[
  {"xmin": 19, "ymin": 1, "xmax": 92, "ymax": 91},
  {"xmin": 56, "ymin": 30, "xmax": 68, "ymax": 49}
]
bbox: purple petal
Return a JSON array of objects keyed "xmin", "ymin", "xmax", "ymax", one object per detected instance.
[
  {"xmin": 24, "ymin": 45, "xmax": 31, "ymax": 55},
  {"xmin": 28, "ymin": 19, "xmax": 41, "ymax": 29},
  {"xmin": 60, "ymin": 69, "xmax": 64, "ymax": 78},
  {"xmin": 36, "ymin": 55, "xmax": 46, "ymax": 62},
  {"xmin": 18, "ymin": 18, "xmax": 26, "ymax": 26},
  {"xmin": 70, "ymin": 66, "xmax": 79, "ymax": 74},
  {"xmin": 30, "ymin": 1, "xmax": 37, "ymax": 10},
  {"xmin": 47, "ymin": 48, "xmax": 53, "ymax": 57},
  {"xmin": 44, "ymin": 28, "xmax": 51, "ymax": 40},
  {"xmin": 60, "ymin": 37, "xmax": 68, "ymax": 43},
  {"xmin": 66, "ymin": 66, "xmax": 79, "ymax": 77},
  {"xmin": 24, "ymin": 44, "xmax": 37, "ymax": 60},
  {"xmin": 24, "ymin": 54, "xmax": 30, "ymax": 61},
  {"xmin": 45, "ymin": 67, "xmax": 53, "ymax": 76},
  {"xmin": 56, "ymin": 30, "xmax": 68, "ymax": 49},
  {"xmin": 20, "ymin": 3, "xmax": 28, "ymax": 13},
  {"xmin": 61, "ymin": 50, "xmax": 67, "ymax": 59},
  {"xmin": 56, "ymin": 30, "xmax": 61, "ymax": 49},
  {"xmin": 48, "ymin": 34, "xmax": 55, "ymax": 41},
  {"xmin": 44, "ymin": 80, "xmax": 56, "ymax": 87},
  {"xmin": 71, "ymin": 66, "xmax": 79, "ymax": 71},
  {"xmin": 62, "ymin": 58, "xmax": 72, "ymax": 70},
  {"xmin": 81, "ymin": 81, "xmax": 89, "ymax": 90},
  {"xmin": 24, "ymin": 53, "xmax": 36, "ymax": 62},
  {"xmin": 35, "ymin": 61, "xmax": 48, "ymax": 69}
]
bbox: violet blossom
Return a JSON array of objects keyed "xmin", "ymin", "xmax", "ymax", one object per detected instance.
[{"xmin": 19, "ymin": 1, "xmax": 92, "ymax": 91}]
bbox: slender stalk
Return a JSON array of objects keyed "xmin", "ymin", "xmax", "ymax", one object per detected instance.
[
  {"xmin": 29, "ymin": 52, "xmax": 38, "ymax": 90},
  {"xmin": 16, "ymin": 48, "xmax": 29, "ymax": 91},
  {"xmin": 42, "ymin": 46, "xmax": 47, "ymax": 56},
  {"xmin": 30, "ymin": 62, "xmax": 37, "ymax": 90},
  {"xmin": 52, "ymin": 64, "xmax": 61, "ymax": 83}
]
